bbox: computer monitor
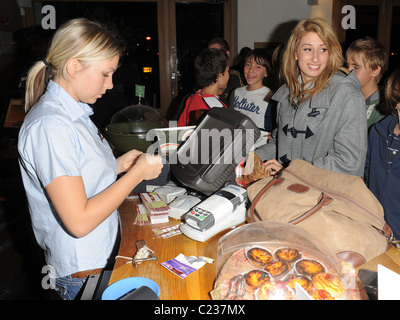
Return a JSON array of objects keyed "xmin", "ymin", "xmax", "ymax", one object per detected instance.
[{"xmin": 170, "ymin": 106, "xmax": 260, "ymax": 195}]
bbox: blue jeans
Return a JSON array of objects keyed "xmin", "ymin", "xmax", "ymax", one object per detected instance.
[{"xmin": 55, "ymin": 275, "xmax": 86, "ymax": 300}]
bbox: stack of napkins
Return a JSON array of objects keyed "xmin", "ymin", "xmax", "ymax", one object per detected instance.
[
  {"xmin": 133, "ymin": 204, "xmax": 151, "ymax": 226},
  {"xmin": 140, "ymin": 192, "xmax": 170, "ymax": 224}
]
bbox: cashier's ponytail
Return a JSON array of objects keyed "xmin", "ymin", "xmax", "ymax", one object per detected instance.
[
  {"xmin": 24, "ymin": 60, "xmax": 50, "ymax": 112},
  {"xmin": 24, "ymin": 18, "xmax": 123, "ymax": 112}
]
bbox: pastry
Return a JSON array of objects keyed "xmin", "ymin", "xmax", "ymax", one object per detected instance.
[
  {"xmin": 284, "ymin": 274, "xmax": 313, "ymax": 293},
  {"xmin": 311, "ymin": 289, "xmax": 335, "ymax": 300},
  {"xmin": 295, "ymin": 259, "xmax": 325, "ymax": 276},
  {"xmin": 312, "ymin": 273, "xmax": 345, "ymax": 298},
  {"xmin": 246, "ymin": 247, "xmax": 273, "ymax": 268},
  {"xmin": 244, "ymin": 270, "xmax": 270, "ymax": 292},
  {"xmin": 264, "ymin": 260, "xmax": 290, "ymax": 279},
  {"xmin": 256, "ymin": 281, "xmax": 294, "ymax": 300},
  {"xmin": 274, "ymin": 247, "xmax": 302, "ymax": 263}
]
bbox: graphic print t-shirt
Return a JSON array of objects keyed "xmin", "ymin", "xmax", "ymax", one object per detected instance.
[{"xmin": 232, "ymin": 86, "xmax": 271, "ymax": 130}]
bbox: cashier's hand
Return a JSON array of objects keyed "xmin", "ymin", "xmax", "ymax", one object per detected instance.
[
  {"xmin": 263, "ymin": 159, "xmax": 283, "ymax": 176},
  {"xmin": 117, "ymin": 149, "xmax": 144, "ymax": 174},
  {"xmin": 132, "ymin": 153, "xmax": 163, "ymax": 181}
]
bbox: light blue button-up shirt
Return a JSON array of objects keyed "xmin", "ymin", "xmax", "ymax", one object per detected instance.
[{"xmin": 18, "ymin": 80, "xmax": 119, "ymax": 278}]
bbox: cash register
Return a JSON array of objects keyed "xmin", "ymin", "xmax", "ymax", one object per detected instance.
[{"xmin": 170, "ymin": 105, "xmax": 260, "ymax": 242}]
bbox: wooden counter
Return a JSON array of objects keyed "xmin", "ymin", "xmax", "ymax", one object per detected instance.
[
  {"xmin": 109, "ymin": 197, "xmax": 400, "ymax": 300},
  {"xmin": 109, "ymin": 197, "xmax": 225, "ymax": 300},
  {"xmin": 356, "ymin": 246, "xmax": 400, "ymax": 274}
]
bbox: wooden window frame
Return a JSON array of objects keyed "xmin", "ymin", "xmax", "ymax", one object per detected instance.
[
  {"xmin": 26, "ymin": 0, "xmax": 236, "ymax": 117},
  {"xmin": 332, "ymin": 0, "xmax": 400, "ymax": 56}
]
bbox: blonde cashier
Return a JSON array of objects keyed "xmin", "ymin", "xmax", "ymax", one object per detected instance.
[{"xmin": 18, "ymin": 18, "xmax": 163, "ymax": 300}]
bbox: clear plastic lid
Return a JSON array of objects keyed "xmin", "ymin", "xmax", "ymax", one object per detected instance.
[
  {"xmin": 211, "ymin": 222, "xmax": 361, "ymax": 300},
  {"xmin": 110, "ymin": 104, "xmax": 165, "ymax": 125},
  {"xmin": 216, "ymin": 222, "xmax": 342, "ymax": 275},
  {"xmin": 105, "ymin": 104, "xmax": 167, "ymax": 153}
]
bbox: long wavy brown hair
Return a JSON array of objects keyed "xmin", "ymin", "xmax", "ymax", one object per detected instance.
[{"xmin": 282, "ymin": 18, "xmax": 346, "ymax": 105}]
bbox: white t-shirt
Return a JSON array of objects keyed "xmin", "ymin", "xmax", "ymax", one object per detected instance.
[{"xmin": 232, "ymin": 86, "xmax": 271, "ymax": 130}]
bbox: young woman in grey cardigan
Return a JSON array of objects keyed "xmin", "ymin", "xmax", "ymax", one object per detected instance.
[{"xmin": 254, "ymin": 18, "xmax": 367, "ymax": 177}]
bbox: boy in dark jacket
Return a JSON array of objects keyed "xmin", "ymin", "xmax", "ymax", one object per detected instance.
[{"xmin": 365, "ymin": 68, "xmax": 400, "ymax": 247}]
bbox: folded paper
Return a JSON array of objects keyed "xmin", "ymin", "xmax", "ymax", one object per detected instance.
[{"xmin": 161, "ymin": 254, "xmax": 214, "ymax": 279}]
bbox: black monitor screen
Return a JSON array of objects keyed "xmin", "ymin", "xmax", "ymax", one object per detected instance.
[
  {"xmin": 176, "ymin": 116, "xmax": 235, "ymax": 171},
  {"xmin": 170, "ymin": 107, "xmax": 260, "ymax": 195}
]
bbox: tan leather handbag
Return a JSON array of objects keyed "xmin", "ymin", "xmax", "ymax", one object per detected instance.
[{"xmin": 247, "ymin": 159, "xmax": 390, "ymax": 267}]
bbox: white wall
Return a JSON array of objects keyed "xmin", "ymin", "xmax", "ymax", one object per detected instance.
[{"xmin": 237, "ymin": 0, "xmax": 333, "ymax": 50}]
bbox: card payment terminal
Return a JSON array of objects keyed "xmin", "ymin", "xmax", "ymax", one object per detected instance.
[{"xmin": 180, "ymin": 184, "xmax": 247, "ymax": 242}]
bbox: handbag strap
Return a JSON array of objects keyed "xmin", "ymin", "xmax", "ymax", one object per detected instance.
[
  {"xmin": 249, "ymin": 173, "xmax": 334, "ymax": 224},
  {"xmin": 249, "ymin": 175, "xmax": 285, "ymax": 221},
  {"xmin": 288, "ymin": 192, "xmax": 333, "ymax": 224}
]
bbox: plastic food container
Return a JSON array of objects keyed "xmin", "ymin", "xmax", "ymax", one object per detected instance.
[
  {"xmin": 105, "ymin": 104, "xmax": 167, "ymax": 153},
  {"xmin": 211, "ymin": 221, "xmax": 361, "ymax": 300}
]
